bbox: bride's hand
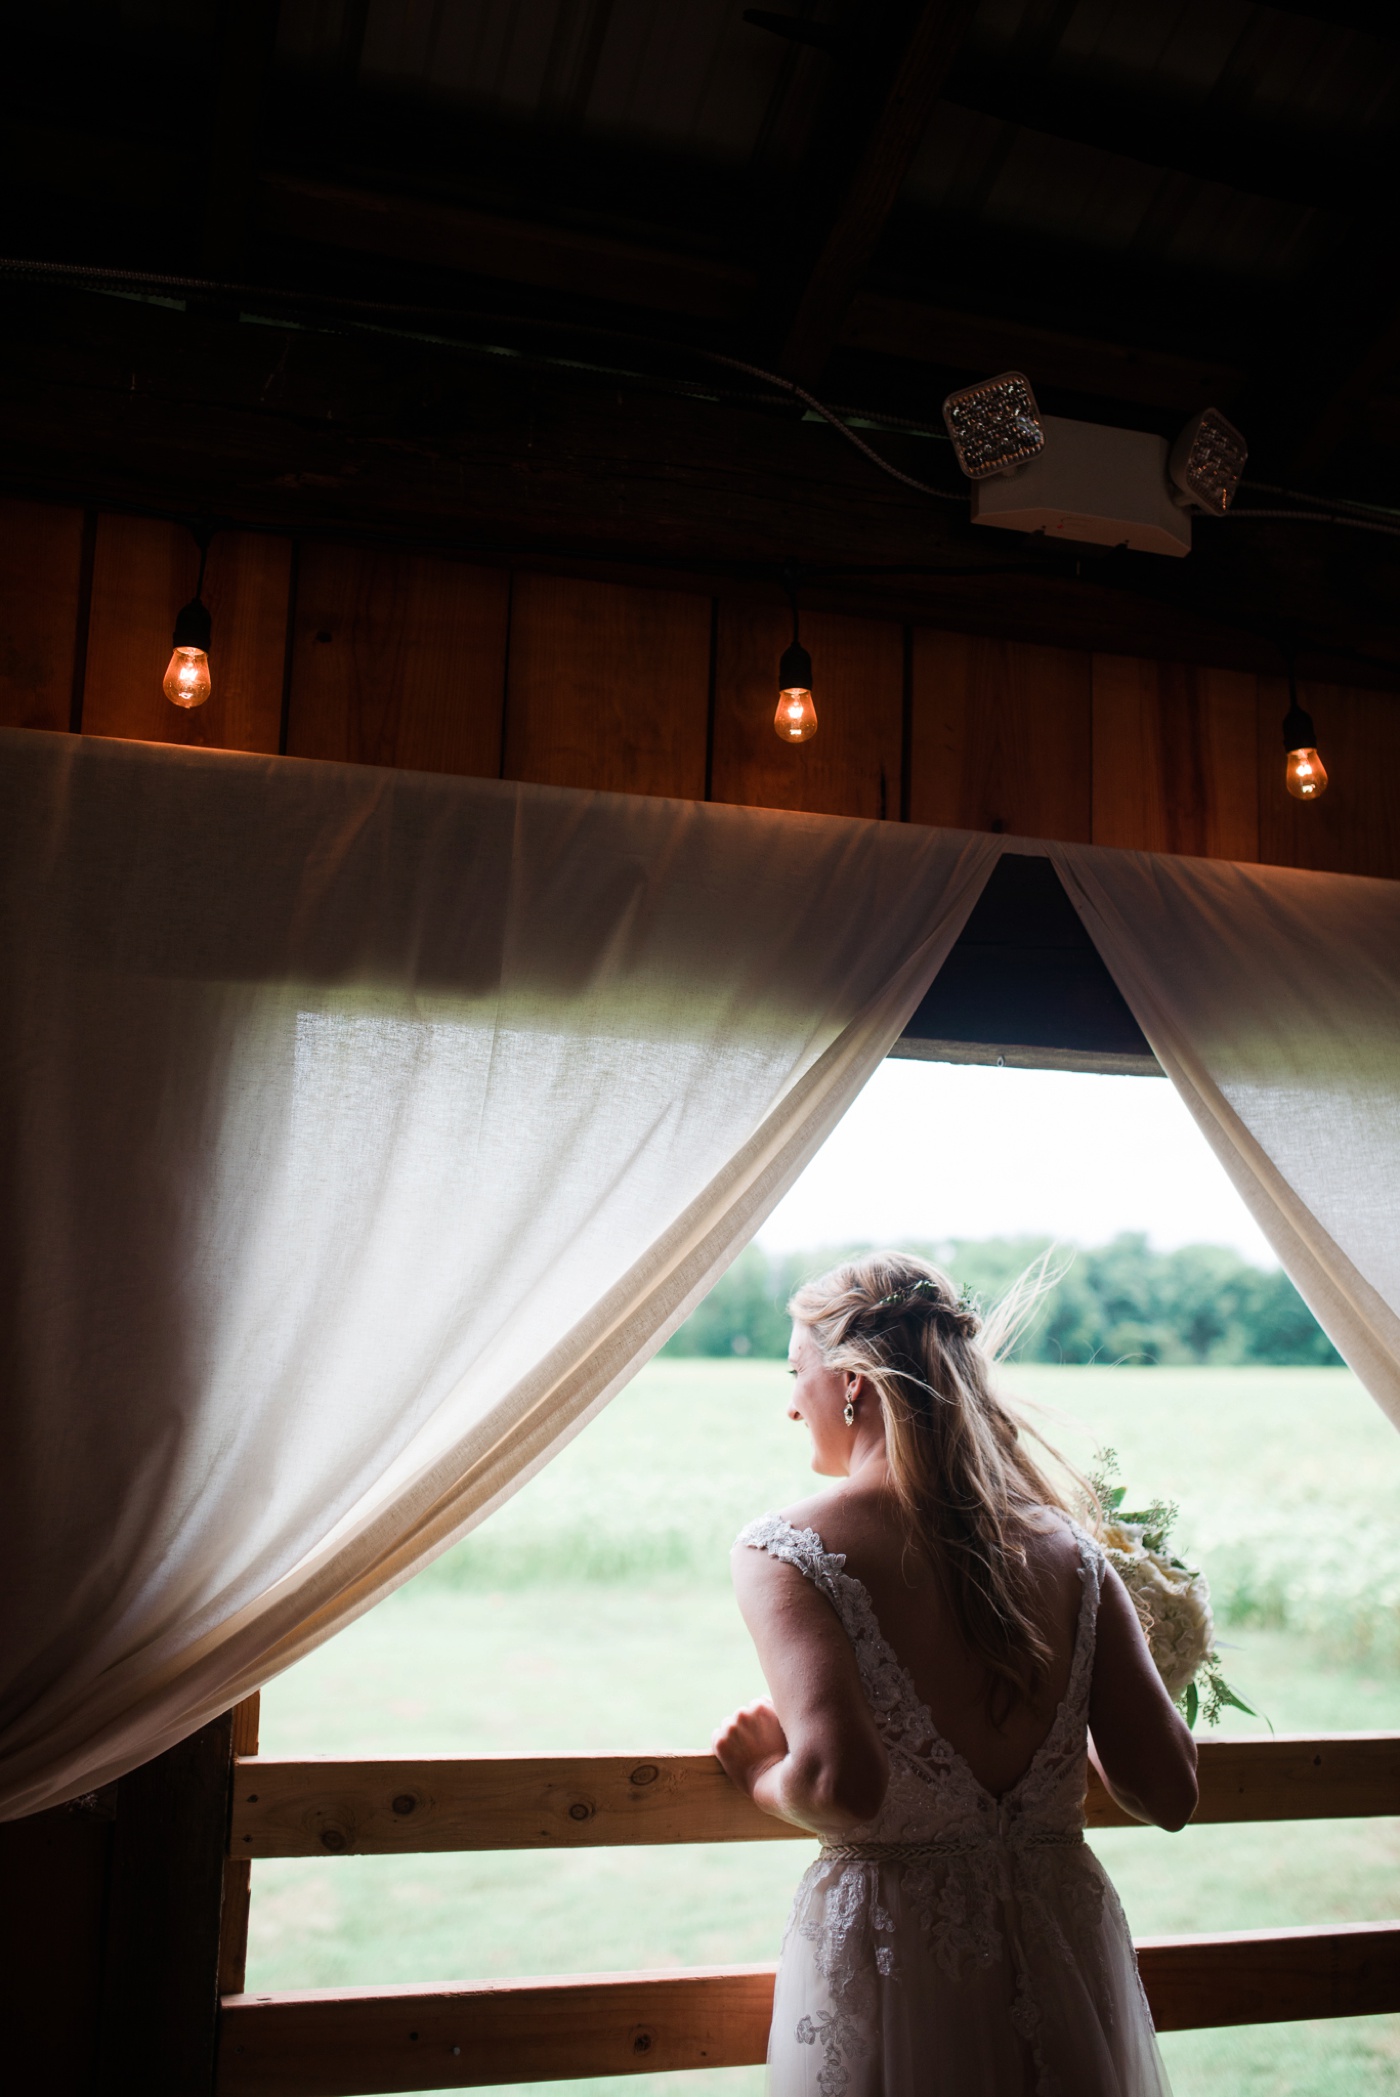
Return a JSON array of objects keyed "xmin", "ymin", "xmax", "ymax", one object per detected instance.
[{"xmin": 713, "ymin": 1698, "xmax": 788, "ymax": 1798}]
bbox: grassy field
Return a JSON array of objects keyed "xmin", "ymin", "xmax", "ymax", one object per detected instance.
[{"xmin": 251, "ymin": 1359, "xmax": 1400, "ymax": 2097}]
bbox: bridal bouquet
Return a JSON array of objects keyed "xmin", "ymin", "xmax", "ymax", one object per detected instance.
[{"xmin": 1089, "ymin": 1450, "xmax": 1258, "ymax": 1729}]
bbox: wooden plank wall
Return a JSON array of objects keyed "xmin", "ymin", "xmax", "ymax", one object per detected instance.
[{"xmin": 0, "ymin": 495, "xmax": 1395, "ymax": 878}]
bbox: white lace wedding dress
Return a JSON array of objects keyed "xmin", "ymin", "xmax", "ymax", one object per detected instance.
[{"xmin": 737, "ymin": 1514, "xmax": 1172, "ymax": 2097}]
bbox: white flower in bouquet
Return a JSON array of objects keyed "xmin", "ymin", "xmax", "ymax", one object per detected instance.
[
  {"xmin": 1090, "ymin": 1450, "xmax": 1259, "ymax": 1729},
  {"xmin": 1101, "ymin": 1518, "xmax": 1214, "ymax": 1698}
]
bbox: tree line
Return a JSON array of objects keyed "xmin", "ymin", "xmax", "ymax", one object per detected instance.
[{"xmin": 665, "ymin": 1234, "xmax": 1341, "ymax": 1368}]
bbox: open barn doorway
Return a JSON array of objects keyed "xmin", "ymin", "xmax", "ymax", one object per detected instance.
[{"xmin": 245, "ymin": 863, "xmax": 1400, "ymax": 2097}]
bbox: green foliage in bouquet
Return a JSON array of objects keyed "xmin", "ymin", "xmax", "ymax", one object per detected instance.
[{"xmin": 1088, "ymin": 1450, "xmax": 1261, "ymax": 1731}]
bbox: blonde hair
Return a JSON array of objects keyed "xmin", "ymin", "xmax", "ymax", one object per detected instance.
[{"xmin": 788, "ymin": 1250, "xmax": 1087, "ymax": 1724}]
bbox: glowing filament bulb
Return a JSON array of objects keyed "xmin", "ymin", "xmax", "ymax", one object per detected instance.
[
  {"xmin": 774, "ymin": 637, "xmax": 817, "ymax": 744},
  {"xmin": 1285, "ymin": 745, "xmax": 1328, "ymax": 800},
  {"xmin": 776, "ymin": 686, "xmax": 818, "ymax": 742},
  {"xmin": 165, "ymin": 589, "xmax": 213, "ymax": 710},
  {"xmin": 1281, "ymin": 686, "xmax": 1327, "ymax": 802},
  {"xmin": 164, "ymin": 645, "xmax": 212, "ymax": 709}
]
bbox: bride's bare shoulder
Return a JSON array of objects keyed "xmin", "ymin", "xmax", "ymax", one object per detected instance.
[{"xmin": 767, "ymin": 1480, "xmax": 905, "ymax": 1560}]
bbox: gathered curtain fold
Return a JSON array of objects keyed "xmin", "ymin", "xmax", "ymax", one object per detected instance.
[
  {"xmin": 1049, "ymin": 843, "xmax": 1400, "ymax": 1428},
  {"xmin": 0, "ymin": 728, "xmax": 1003, "ymax": 1819}
]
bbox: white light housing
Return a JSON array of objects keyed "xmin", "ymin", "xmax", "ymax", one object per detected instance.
[
  {"xmin": 1169, "ymin": 407, "xmax": 1247, "ymax": 514},
  {"xmin": 942, "ymin": 371, "xmax": 1044, "ymax": 480},
  {"xmin": 972, "ymin": 414, "xmax": 1192, "ymax": 557}
]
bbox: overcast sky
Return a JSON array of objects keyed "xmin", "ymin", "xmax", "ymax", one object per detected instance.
[{"xmin": 757, "ymin": 1059, "xmax": 1275, "ymax": 1265}]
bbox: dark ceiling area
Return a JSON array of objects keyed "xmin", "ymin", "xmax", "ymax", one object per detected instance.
[{"xmin": 3, "ymin": 0, "xmax": 1399, "ymax": 684}]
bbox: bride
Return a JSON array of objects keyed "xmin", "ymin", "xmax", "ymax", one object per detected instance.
[{"xmin": 713, "ymin": 1252, "xmax": 1197, "ymax": 2097}]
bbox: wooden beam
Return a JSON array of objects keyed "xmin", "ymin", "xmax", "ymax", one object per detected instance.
[
  {"xmin": 1142, "ymin": 1920, "xmax": 1400, "ymax": 2031},
  {"xmin": 939, "ymin": 56, "xmax": 1366, "ymax": 216},
  {"xmin": 258, "ymin": 175, "xmax": 755, "ymax": 324},
  {"xmin": 97, "ymin": 1711, "xmax": 238, "ymax": 2096},
  {"xmin": 203, "ymin": 0, "xmax": 283, "ymax": 274},
  {"xmin": 231, "ymin": 1752, "xmax": 807, "ymax": 1859},
  {"xmin": 839, "ymin": 291, "xmax": 1243, "ymax": 412},
  {"xmin": 216, "ymin": 1926, "xmax": 1400, "ymax": 2096},
  {"xmin": 218, "ymin": 1964, "xmax": 777, "ymax": 2097},
  {"xmin": 777, "ymin": 0, "xmax": 978, "ymax": 384},
  {"xmin": 229, "ymin": 1734, "xmax": 1400, "ymax": 1859},
  {"xmin": 219, "ymin": 1696, "xmax": 262, "ymax": 2000},
  {"xmin": 0, "ymin": 1790, "xmax": 116, "ymax": 2096},
  {"xmin": 1287, "ymin": 296, "xmax": 1400, "ymax": 479}
]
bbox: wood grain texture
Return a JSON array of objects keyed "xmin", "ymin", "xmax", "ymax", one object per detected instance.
[
  {"xmin": 230, "ymin": 1753, "xmax": 808, "ymax": 1859},
  {"xmin": 503, "ymin": 574, "xmax": 710, "ymax": 799},
  {"xmin": 82, "ymin": 515, "xmax": 290, "ymax": 752},
  {"xmin": 1092, "ymin": 654, "xmax": 1259, "ymax": 859},
  {"xmin": 1088, "ymin": 1731, "xmax": 1400, "ymax": 1826},
  {"xmin": 229, "ymin": 1735, "xmax": 1400, "ymax": 1859},
  {"xmin": 0, "ymin": 495, "xmax": 85, "ymax": 730},
  {"xmin": 286, "ymin": 547, "xmax": 508, "ymax": 776},
  {"xmin": 1141, "ymin": 1920, "xmax": 1400, "ymax": 2031},
  {"xmin": 710, "ymin": 606, "xmax": 903, "ymax": 819},
  {"xmin": 217, "ymin": 1926, "xmax": 1400, "ymax": 2095},
  {"xmin": 220, "ymin": 1695, "xmax": 263, "ymax": 1998},
  {"xmin": 98, "ymin": 1710, "xmax": 237, "ymax": 2097},
  {"xmin": 1258, "ymin": 675, "xmax": 1400, "ymax": 880},
  {"xmin": 219, "ymin": 1964, "xmax": 777, "ymax": 2097},
  {"xmin": 909, "ymin": 630, "xmax": 1092, "ymax": 841}
]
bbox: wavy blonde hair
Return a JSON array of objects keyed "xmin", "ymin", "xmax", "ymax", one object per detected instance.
[{"xmin": 788, "ymin": 1249, "xmax": 1088, "ymax": 1724}]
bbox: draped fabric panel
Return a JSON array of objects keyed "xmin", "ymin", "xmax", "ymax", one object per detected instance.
[
  {"xmin": 0, "ymin": 728, "xmax": 1002, "ymax": 1818},
  {"xmin": 1050, "ymin": 844, "xmax": 1400, "ymax": 1427}
]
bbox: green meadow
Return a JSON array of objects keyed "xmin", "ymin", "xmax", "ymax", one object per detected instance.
[{"xmin": 251, "ymin": 1359, "xmax": 1400, "ymax": 2097}]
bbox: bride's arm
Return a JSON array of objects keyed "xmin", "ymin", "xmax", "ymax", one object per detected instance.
[
  {"xmin": 712, "ymin": 1545, "xmax": 889, "ymax": 1839},
  {"xmin": 1088, "ymin": 1565, "xmax": 1199, "ymax": 1832}
]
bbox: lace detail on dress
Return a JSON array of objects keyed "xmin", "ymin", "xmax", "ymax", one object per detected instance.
[{"xmin": 740, "ymin": 1512, "xmax": 1112, "ymax": 2097}]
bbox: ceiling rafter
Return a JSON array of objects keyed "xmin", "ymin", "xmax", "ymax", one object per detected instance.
[
  {"xmin": 202, "ymin": 0, "xmax": 283, "ymax": 276},
  {"xmin": 939, "ymin": 57, "xmax": 1371, "ymax": 215},
  {"xmin": 764, "ymin": 0, "xmax": 980, "ymax": 387}
]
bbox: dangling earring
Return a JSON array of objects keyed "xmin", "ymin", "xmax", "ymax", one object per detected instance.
[{"xmin": 843, "ymin": 1393, "xmax": 856, "ymax": 1427}]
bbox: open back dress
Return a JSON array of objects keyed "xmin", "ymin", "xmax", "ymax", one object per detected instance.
[{"xmin": 737, "ymin": 1514, "xmax": 1173, "ymax": 2097}]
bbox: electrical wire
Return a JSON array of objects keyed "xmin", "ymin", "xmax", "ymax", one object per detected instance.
[
  {"xmin": 688, "ymin": 348, "xmax": 966, "ymax": 502},
  {"xmin": 0, "ymin": 254, "xmax": 971, "ymax": 503},
  {"xmin": 1243, "ymin": 480, "xmax": 1400, "ymax": 527},
  {"xmin": 4, "ymin": 254, "xmax": 1400, "ymax": 534},
  {"xmin": 1225, "ymin": 508, "xmax": 1400, "ymax": 539}
]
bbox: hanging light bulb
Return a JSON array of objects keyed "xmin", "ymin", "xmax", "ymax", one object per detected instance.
[
  {"xmin": 1284, "ymin": 742, "xmax": 1328, "ymax": 800},
  {"xmin": 164, "ymin": 599, "xmax": 212, "ymax": 709},
  {"xmin": 774, "ymin": 566, "xmax": 818, "ymax": 744},
  {"xmin": 774, "ymin": 639, "xmax": 817, "ymax": 742},
  {"xmin": 1281, "ymin": 666, "xmax": 1328, "ymax": 802},
  {"xmin": 164, "ymin": 530, "xmax": 213, "ymax": 708}
]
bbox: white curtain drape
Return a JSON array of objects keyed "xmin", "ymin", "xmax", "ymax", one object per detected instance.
[
  {"xmin": 1050, "ymin": 844, "xmax": 1400, "ymax": 1427},
  {"xmin": 0, "ymin": 727, "xmax": 1002, "ymax": 1818}
]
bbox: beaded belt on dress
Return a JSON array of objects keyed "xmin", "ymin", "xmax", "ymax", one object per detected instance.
[{"xmin": 819, "ymin": 1830, "xmax": 1083, "ymax": 1863}]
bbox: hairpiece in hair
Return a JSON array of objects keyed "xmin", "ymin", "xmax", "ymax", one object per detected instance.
[
  {"xmin": 876, "ymin": 1277, "xmax": 938, "ymax": 1308},
  {"xmin": 873, "ymin": 1275, "xmax": 980, "ymax": 1335}
]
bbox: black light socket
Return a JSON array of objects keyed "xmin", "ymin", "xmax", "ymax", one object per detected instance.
[
  {"xmin": 1282, "ymin": 701, "xmax": 1316, "ymax": 751},
  {"xmin": 172, "ymin": 596, "xmax": 212, "ymax": 651},
  {"xmin": 779, "ymin": 640, "xmax": 812, "ymax": 688}
]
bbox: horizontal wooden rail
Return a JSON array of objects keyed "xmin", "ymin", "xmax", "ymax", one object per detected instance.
[
  {"xmin": 230, "ymin": 1734, "xmax": 1400, "ymax": 1858},
  {"xmin": 217, "ymin": 1924, "xmax": 1400, "ymax": 2097}
]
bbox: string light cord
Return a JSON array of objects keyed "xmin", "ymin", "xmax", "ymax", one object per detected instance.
[
  {"xmin": 1242, "ymin": 481, "xmax": 1400, "ymax": 526},
  {"xmin": 688, "ymin": 348, "xmax": 967, "ymax": 502},
  {"xmin": 5, "ymin": 255, "xmax": 1400, "ymax": 530},
  {"xmin": 1223, "ymin": 508, "xmax": 1400, "ymax": 539},
  {"xmin": 0, "ymin": 255, "xmax": 970, "ymax": 504}
]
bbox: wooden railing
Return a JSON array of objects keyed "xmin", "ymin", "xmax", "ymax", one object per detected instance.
[{"xmin": 217, "ymin": 1734, "xmax": 1400, "ymax": 2097}]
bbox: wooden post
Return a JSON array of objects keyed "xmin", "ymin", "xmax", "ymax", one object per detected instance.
[
  {"xmin": 220, "ymin": 1694, "xmax": 262, "ymax": 1998},
  {"xmin": 96, "ymin": 1708, "xmax": 240, "ymax": 2097},
  {"xmin": 0, "ymin": 1788, "xmax": 117, "ymax": 2096}
]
